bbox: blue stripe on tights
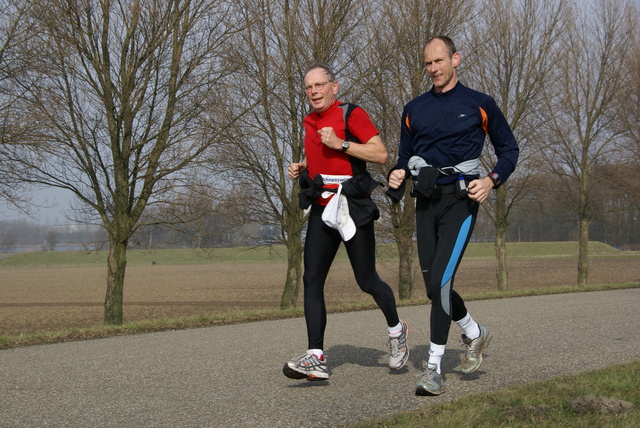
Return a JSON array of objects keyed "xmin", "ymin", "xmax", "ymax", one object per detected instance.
[{"xmin": 441, "ymin": 214, "xmax": 473, "ymax": 289}]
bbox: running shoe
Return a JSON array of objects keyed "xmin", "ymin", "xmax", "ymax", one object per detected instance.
[
  {"xmin": 460, "ymin": 324, "xmax": 493, "ymax": 374},
  {"xmin": 388, "ymin": 320, "xmax": 409, "ymax": 369},
  {"xmin": 415, "ymin": 362, "xmax": 444, "ymax": 396},
  {"xmin": 282, "ymin": 351, "xmax": 329, "ymax": 381}
]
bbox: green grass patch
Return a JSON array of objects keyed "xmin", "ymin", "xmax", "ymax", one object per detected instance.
[
  {"xmin": 1, "ymin": 281, "xmax": 637, "ymax": 350},
  {"xmin": 462, "ymin": 241, "xmax": 624, "ymax": 258},
  {"xmin": 350, "ymin": 360, "xmax": 640, "ymax": 427},
  {"xmin": 0, "ymin": 245, "xmax": 292, "ymax": 268},
  {"xmin": 0, "ymin": 307, "xmax": 303, "ymax": 349},
  {"xmin": 1, "ymin": 241, "xmax": 632, "ymax": 268},
  {"xmin": 0, "ymin": 298, "xmax": 396, "ymax": 349}
]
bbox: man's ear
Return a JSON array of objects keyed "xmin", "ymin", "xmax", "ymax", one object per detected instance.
[{"xmin": 452, "ymin": 52, "xmax": 461, "ymax": 67}]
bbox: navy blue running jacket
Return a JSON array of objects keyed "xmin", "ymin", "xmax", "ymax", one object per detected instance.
[{"xmin": 393, "ymin": 82, "xmax": 519, "ymax": 187}]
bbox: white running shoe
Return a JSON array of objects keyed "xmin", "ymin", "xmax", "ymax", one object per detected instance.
[
  {"xmin": 388, "ymin": 320, "xmax": 409, "ymax": 370},
  {"xmin": 460, "ymin": 324, "xmax": 493, "ymax": 374},
  {"xmin": 283, "ymin": 351, "xmax": 329, "ymax": 381},
  {"xmin": 416, "ymin": 362, "xmax": 444, "ymax": 396}
]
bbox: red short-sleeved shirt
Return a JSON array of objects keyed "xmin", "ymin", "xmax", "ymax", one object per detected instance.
[{"xmin": 303, "ymin": 100, "xmax": 378, "ymax": 204}]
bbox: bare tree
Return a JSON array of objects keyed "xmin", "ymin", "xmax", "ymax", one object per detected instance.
[
  {"xmin": 43, "ymin": 228, "xmax": 58, "ymax": 251},
  {"xmin": 0, "ymin": 229, "xmax": 16, "ymax": 252},
  {"xmin": 541, "ymin": 0, "xmax": 636, "ymax": 285},
  {"xmin": 0, "ymin": 0, "xmax": 38, "ymax": 214},
  {"xmin": 2, "ymin": 0, "xmax": 238, "ymax": 324},
  {"xmin": 463, "ymin": 0, "xmax": 567, "ymax": 290},
  {"xmin": 621, "ymin": 4, "xmax": 640, "ymax": 168},
  {"xmin": 217, "ymin": 0, "xmax": 367, "ymax": 309}
]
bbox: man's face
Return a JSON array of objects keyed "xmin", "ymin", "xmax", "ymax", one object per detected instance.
[
  {"xmin": 423, "ymin": 39, "xmax": 460, "ymax": 93},
  {"xmin": 304, "ymin": 68, "xmax": 338, "ymax": 113}
]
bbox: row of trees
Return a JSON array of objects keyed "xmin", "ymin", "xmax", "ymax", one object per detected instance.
[
  {"xmin": 0, "ymin": 221, "xmax": 102, "ymax": 252},
  {"xmin": 0, "ymin": 0, "xmax": 638, "ymax": 325},
  {"xmin": 4, "ymin": 188, "xmax": 637, "ymax": 253},
  {"xmin": 0, "ymin": 216, "xmax": 279, "ymax": 252}
]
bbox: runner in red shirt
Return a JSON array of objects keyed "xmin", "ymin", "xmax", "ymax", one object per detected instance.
[{"xmin": 283, "ymin": 63, "xmax": 408, "ymax": 381}]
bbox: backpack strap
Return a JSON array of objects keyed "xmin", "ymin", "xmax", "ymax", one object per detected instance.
[
  {"xmin": 339, "ymin": 102, "xmax": 359, "ymax": 143},
  {"xmin": 338, "ymin": 103, "xmax": 366, "ymax": 176}
]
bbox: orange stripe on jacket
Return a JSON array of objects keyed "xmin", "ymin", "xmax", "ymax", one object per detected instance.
[{"xmin": 480, "ymin": 107, "xmax": 488, "ymax": 134}]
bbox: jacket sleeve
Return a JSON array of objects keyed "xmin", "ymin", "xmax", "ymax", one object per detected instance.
[
  {"xmin": 484, "ymin": 97, "xmax": 519, "ymax": 186},
  {"xmin": 391, "ymin": 105, "xmax": 414, "ymax": 171}
]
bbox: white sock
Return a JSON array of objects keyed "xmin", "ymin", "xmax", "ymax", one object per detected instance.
[
  {"xmin": 388, "ymin": 321, "xmax": 403, "ymax": 336},
  {"xmin": 456, "ymin": 313, "xmax": 480, "ymax": 340},
  {"xmin": 427, "ymin": 342, "xmax": 445, "ymax": 374},
  {"xmin": 308, "ymin": 349, "xmax": 324, "ymax": 359}
]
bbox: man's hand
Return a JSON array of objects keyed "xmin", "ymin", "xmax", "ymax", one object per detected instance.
[
  {"xmin": 287, "ymin": 162, "xmax": 306, "ymax": 180},
  {"xmin": 317, "ymin": 127, "xmax": 341, "ymax": 150},
  {"xmin": 388, "ymin": 169, "xmax": 406, "ymax": 189},
  {"xmin": 468, "ymin": 177, "xmax": 494, "ymax": 203}
]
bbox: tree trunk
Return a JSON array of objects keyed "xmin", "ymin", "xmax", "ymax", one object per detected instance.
[
  {"xmin": 494, "ymin": 186, "xmax": 509, "ymax": 291},
  {"xmin": 394, "ymin": 187, "xmax": 416, "ymax": 300},
  {"xmin": 578, "ymin": 153, "xmax": 590, "ymax": 286},
  {"xmin": 104, "ymin": 239, "xmax": 128, "ymax": 325},
  {"xmin": 577, "ymin": 217, "xmax": 589, "ymax": 286},
  {"xmin": 397, "ymin": 238, "xmax": 414, "ymax": 300},
  {"xmin": 280, "ymin": 208, "xmax": 305, "ymax": 309},
  {"xmin": 281, "ymin": 234, "xmax": 303, "ymax": 309},
  {"xmin": 495, "ymin": 230, "xmax": 508, "ymax": 291}
]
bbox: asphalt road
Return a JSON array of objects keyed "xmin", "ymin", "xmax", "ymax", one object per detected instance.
[{"xmin": 1, "ymin": 289, "xmax": 639, "ymax": 427}]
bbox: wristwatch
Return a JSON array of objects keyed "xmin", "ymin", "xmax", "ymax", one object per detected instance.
[
  {"xmin": 489, "ymin": 172, "xmax": 500, "ymax": 187},
  {"xmin": 341, "ymin": 140, "xmax": 350, "ymax": 152}
]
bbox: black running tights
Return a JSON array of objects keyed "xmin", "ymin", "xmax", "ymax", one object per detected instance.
[
  {"xmin": 415, "ymin": 193, "xmax": 479, "ymax": 345},
  {"xmin": 303, "ymin": 203, "xmax": 400, "ymax": 350}
]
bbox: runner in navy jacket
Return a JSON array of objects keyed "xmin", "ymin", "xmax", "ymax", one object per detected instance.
[
  {"xmin": 396, "ymin": 82, "xmax": 518, "ymax": 186},
  {"xmin": 388, "ymin": 36, "xmax": 519, "ymax": 397}
]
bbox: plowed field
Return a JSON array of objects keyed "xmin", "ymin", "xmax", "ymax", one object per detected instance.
[{"xmin": 1, "ymin": 257, "xmax": 638, "ymax": 335}]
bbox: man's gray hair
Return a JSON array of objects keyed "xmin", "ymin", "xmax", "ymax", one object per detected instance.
[{"xmin": 304, "ymin": 62, "xmax": 335, "ymax": 82}]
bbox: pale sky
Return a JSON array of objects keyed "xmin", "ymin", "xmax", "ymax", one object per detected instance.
[
  {"xmin": 1, "ymin": 187, "xmax": 75, "ymax": 225},
  {"xmin": 2, "ymin": 0, "xmax": 638, "ymax": 225}
]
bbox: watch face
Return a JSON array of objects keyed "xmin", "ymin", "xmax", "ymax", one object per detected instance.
[{"xmin": 342, "ymin": 141, "xmax": 349, "ymax": 151}]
